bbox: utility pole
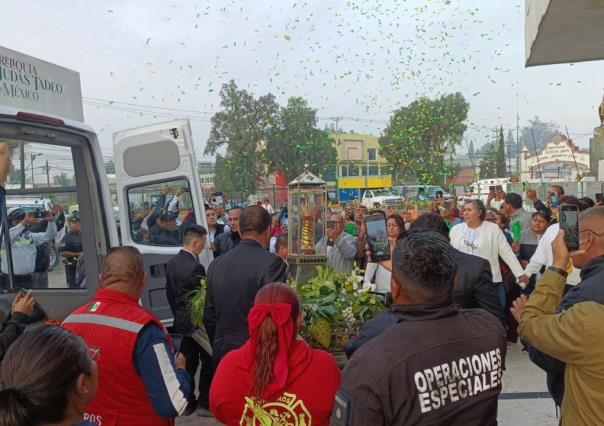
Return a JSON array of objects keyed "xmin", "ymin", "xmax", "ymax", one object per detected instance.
[
  {"xmin": 516, "ymin": 81, "xmax": 520, "ymax": 173},
  {"xmin": 31, "ymin": 154, "xmax": 36, "ymax": 188},
  {"xmin": 333, "ymin": 116, "xmax": 342, "ymax": 202},
  {"xmin": 30, "ymin": 153, "xmax": 41, "ymax": 188},
  {"xmin": 45, "ymin": 160, "xmax": 50, "ymax": 186},
  {"xmin": 506, "ymin": 137, "xmax": 512, "ymax": 177},
  {"xmin": 20, "ymin": 141, "xmax": 25, "ymax": 189}
]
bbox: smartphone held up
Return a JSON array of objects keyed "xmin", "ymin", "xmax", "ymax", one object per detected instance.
[
  {"xmin": 560, "ymin": 205, "xmax": 579, "ymax": 251},
  {"xmin": 364, "ymin": 212, "xmax": 390, "ymax": 262}
]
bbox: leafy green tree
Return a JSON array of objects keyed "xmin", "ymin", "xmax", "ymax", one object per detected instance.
[
  {"xmin": 54, "ymin": 172, "xmax": 73, "ymax": 186},
  {"xmin": 379, "ymin": 93, "xmax": 469, "ymax": 185},
  {"xmin": 105, "ymin": 160, "xmax": 115, "ymax": 174},
  {"xmin": 496, "ymin": 126, "xmax": 506, "ymax": 177},
  {"xmin": 518, "ymin": 116, "xmax": 560, "ymax": 154},
  {"xmin": 266, "ymin": 97, "xmax": 336, "ymax": 182},
  {"xmin": 479, "ymin": 143, "xmax": 497, "ymax": 179},
  {"xmin": 506, "ymin": 129, "xmax": 515, "ymax": 158},
  {"xmin": 205, "ymin": 80, "xmax": 279, "ymax": 196}
]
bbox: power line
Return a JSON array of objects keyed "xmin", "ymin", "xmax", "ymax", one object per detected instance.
[
  {"xmin": 83, "ymin": 101, "xmax": 213, "ymax": 122},
  {"xmin": 83, "ymin": 97, "xmax": 215, "ymax": 115}
]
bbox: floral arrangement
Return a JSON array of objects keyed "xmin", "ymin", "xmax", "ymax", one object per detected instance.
[
  {"xmin": 295, "ymin": 266, "xmax": 384, "ymax": 350},
  {"xmin": 188, "ymin": 267, "xmax": 385, "ymax": 351},
  {"xmin": 188, "ymin": 278, "xmax": 207, "ymax": 328}
]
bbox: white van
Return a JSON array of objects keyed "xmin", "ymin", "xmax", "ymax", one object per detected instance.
[
  {"xmin": 460, "ymin": 178, "xmax": 511, "ymax": 204},
  {"xmin": 0, "ymin": 46, "xmax": 210, "ymax": 324}
]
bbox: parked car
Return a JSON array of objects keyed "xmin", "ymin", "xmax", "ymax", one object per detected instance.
[
  {"xmin": 395, "ymin": 185, "xmax": 452, "ymax": 201},
  {"xmin": 361, "ymin": 189, "xmax": 404, "ymax": 209}
]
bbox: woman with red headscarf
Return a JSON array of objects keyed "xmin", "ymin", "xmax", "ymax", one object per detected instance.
[{"xmin": 210, "ymin": 283, "xmax": 341, "ymax": 425}]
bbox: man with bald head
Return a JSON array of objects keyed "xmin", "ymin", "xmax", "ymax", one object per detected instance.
[
  {"xmin": 512, "ymin": 206, "xmax": 604, "ymax": 412},
  {"xmin": 63, "ymin": 246, "xmax": 193, "ymax": 424}
]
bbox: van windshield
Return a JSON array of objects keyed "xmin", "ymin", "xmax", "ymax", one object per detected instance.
[{"xmin": 372, "ymin": 189, "xmax": 394, "ymax": 197}]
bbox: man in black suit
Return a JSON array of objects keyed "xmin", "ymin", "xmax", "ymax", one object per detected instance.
[
  {"xmin": 204, "ymin": 206, "xmax": 287, "ymax": 366},
  {"xmin": 165, "ymin": 224, "xmax": 212, "ymax": 414},
  {"xmin": 344, "ymin": 213, "xmax": 504, "ymax": 358}
]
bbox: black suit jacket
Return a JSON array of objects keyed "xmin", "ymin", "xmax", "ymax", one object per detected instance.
[
  {"xmin": 204, "ymin": 239, "xmax": 287, "ymax": 364},
  {"xmin": 210, "ymin": 224, "xmax": 225, "ymax": 257},
  {"xmin": 165, "ymin": 249, "xmax": 206, "ymax": 336},
  {"xmin": 452, "ymin": 249, "xmax": 505, "ymax": 325}
]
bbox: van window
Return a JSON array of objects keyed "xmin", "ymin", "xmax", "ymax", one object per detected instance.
[
  {"xmin": 2, "ymin": 139, "xmax": 87, "ymax": 289},
  {"xmin": 127, "ymin": 178, "xmax": 195, "ymax": 246}
]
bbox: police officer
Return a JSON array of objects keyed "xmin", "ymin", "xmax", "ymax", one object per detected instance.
[
  {"xmin": 1, "ymin": 208, "xmax": 57, "ymax": 288},
  {"xmin": 59, "ymin": 211, "xmax": 83, "ymax": 288}
]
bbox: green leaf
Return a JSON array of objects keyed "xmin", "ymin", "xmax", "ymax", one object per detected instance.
[{"xmin": 308, "ymin": 318, "xmax": 332, "ymax": 348}]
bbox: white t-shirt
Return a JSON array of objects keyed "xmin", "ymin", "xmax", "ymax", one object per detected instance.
[{"xmin": 524, "ymin": 223, "xmax": 581, "ymax": 285}]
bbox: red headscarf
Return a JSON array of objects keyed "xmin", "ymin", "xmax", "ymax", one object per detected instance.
[{"xmin": 247, "ymin": 303, "xmax": 295, "ymax": 389}]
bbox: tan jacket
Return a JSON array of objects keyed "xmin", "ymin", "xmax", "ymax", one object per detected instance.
[{"xmin": 518, "ymin": 269, "xmax": 604, "ymax": 425}]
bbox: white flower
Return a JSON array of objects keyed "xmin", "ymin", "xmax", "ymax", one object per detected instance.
[
  {"xmin": 361, "ymin": 281, "xmax": 376, "ymax": 292},
  {"xmin": 342, "ymin": 307, "xmax": 355, "ymax": 326}
]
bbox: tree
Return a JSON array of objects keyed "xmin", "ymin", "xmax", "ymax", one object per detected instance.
[
  {"xmin": 379, "ymin": 93, "xmax": 469, "ymax": 185},
  {"xmin": 468, "ymin": 140, "xmax": 475, "ymax": 160},
  {"xmin": 479, "ymin": 143, "xmax": 497, "ymax": 179},
  {"xmin": 105, "ymin": 160, "xmax": 115, "ymax": 174},
  {"xmin": 54, "ymin": 172, "xmax": 73, "ymax": 186},
  {"xmin": 496, "ymin": 126, "xmax": 506, "ymax": 177},
  {"xmin": 518, "ymin": 116, "xmax": 560, "ymax": 154},
  {"xmin": 266, "ymin": 97, "xmax": 336, "ymax": 182},
  {"xmin": 205, "ymin": 80, "xmax": 279, "ymax": 196}
]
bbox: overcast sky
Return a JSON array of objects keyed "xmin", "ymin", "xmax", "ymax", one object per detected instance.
[{"xmin": 3, "ymin": 0, "xmax": 604, "ymax": 161}]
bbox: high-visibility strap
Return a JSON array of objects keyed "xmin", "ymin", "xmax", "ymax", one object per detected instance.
[{"xmin": 63, "ymin": 313, "xmax": 144, "ymax": 333}]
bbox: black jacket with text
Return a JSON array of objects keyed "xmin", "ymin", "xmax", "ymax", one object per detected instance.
[{"xmin": 336, "ymin": 302, "xmax": 506, "ymax": 426}]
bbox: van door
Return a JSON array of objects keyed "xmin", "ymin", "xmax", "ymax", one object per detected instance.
[{"xmin": 113, "ymin": 119, "xmax": 211, "ymax": 323}]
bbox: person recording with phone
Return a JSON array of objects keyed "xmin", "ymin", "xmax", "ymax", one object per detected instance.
[
  {"xmin": 315, "ymin": 213, "xmax": 357, "ymax": 274},
  {"xmin": 363, "ymin": 214, "xmax": 406, "ymax": 293},
  {"xmin": 512, "ymin": 206, "xmax": 604, "ymax": 424},
  {"xmin": 525, "ymin": 184, "xmax": 565, "ymax": 220},
  {"xmin": 0, "ymin": 207, "xmax": 57, "ymax": 288}
]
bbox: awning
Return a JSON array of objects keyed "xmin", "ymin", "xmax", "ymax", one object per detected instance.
[{"xmin": 525, "ymin": 0, "xmax": 604, "ymax": 67}]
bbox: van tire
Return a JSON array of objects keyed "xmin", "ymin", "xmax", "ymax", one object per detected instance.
[{"xmin": 48, "ymin": 245, "xmax": 59, "ymax": 271}]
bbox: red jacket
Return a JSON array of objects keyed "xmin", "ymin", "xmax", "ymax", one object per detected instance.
[
  {"xmin": 63, "ymin": 289, "xmax": 171, "ymax": 426},
  {"xmin": 210, "ymin": 339, "xmax": 341, "ymax": 426}
]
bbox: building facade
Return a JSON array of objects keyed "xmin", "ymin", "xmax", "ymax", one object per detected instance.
[
  {"xmin": 334, "ymin": 133, "xmax": 392, "ymax": 191},
  {"xmin": 520, "ymin": 135, "xmax": 590, "ymax": 181}
]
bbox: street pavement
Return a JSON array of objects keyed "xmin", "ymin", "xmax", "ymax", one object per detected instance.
[{"xmin": 177, "ymin": 342, "xmax": 558, "ymax": 425}]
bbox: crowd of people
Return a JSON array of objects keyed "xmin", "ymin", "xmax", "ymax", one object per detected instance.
[{"xmin": 1, "ymin": 133, "xmax": 604, "ymax": 425}]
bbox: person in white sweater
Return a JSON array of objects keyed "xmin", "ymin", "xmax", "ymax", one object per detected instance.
[
  {"xmin": 450, "ymin": 200, "xmax": 527, "ymax": 307},
  {"xmin": 363, "ymin": 214, "xmax": 406, "ymax": 293}
]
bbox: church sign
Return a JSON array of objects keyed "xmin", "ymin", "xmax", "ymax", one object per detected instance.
[{"xmin": 520, "ymin": 135, "xmax": 589, "ymax": 181}]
